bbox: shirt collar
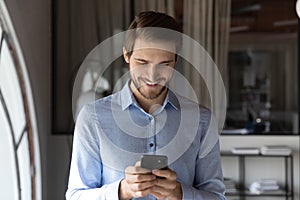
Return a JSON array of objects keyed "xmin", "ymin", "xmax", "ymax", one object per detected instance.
[
  {"xmin": 120, "ymin": 80, "xmax": 179, "ymax": 111},
  {"xmin": 120, "ymin": 81, "xmax": 135, "ymax": 110},
  {"xmin": 165, "ymin": 90, "xmax": 179, "ymax": 110}
]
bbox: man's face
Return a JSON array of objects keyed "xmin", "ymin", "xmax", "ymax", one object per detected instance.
[{"xmin": 124, "ymin": 38, "xmax": 176, "ymax": 100}]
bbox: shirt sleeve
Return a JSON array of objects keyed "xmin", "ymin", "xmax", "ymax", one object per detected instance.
[
  {"xmin": 65, "ymin": 105, "xmax": 121, "ymax": 200},
  {"xmin": 181, "ymin": 112, "xmax": 226, "ymax": 200}
]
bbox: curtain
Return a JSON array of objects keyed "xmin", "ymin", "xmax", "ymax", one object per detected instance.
[
  {"xmin": 183, "ymin": 0, "xmax": 231, "ymax": 129},
  {"xmin": 69, "ymin": 0, "xmax": 132, "ymax": 70},
  {"xmin": 134, "ymin": 0, "xmax": 175, "ymax": 17},
  {"xmin": 56, "ymin": 0, "xmax": 132, "ymax": 126},
  {"xmin": 68, "ymin": 0, "xmax": 175, "ymax": 88}
]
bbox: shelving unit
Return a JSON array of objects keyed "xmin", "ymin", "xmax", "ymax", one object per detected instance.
[{"xmin": 221, "ymin": 152, "xmax": 294, "ymax": 200}]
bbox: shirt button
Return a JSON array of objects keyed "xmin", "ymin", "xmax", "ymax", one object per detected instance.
[{"xmin": 149, "ymin": 143, "xmax": 154, "ymax": 147}]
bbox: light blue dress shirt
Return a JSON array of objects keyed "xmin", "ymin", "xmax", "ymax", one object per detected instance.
[{"xmin": 66, "ymin": 82, "xmax": 226, "ymax": 200}]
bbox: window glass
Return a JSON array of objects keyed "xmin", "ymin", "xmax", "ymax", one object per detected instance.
[
  {"xmin": 0, "ymin": 102, "xmax": 19, "ymax": 200},
  {"xmin": 17, "ymin": 133, "xmax": 31, "ymax": 200},
  {"xmin": 0, "ymin": 38, "xmax": 26, "ymax": 140}
]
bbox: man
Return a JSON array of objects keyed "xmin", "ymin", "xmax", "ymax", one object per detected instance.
[{"xmin": 66, "ymin": 11, "xmax": 226, "ymax": 200}]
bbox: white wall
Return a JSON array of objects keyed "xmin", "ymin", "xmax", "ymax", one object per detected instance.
[{"xmin": 221, "ymin": 136, "xmax": 300, "ymax": 200}]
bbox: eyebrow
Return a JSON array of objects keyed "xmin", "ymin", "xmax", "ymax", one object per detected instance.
[{"xmin": 134, "ymin": 58, "xmax": 174, "ymax": 64}]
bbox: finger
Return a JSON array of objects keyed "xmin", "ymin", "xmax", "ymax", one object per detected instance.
[
  {"xmin": 152, "ymin": 169, "xmax": 177, "ymax": 180},
  {"xmin": 154, "ymin": 178, "xmax": 177, "ymax": 190},
  {"xmin": 125, "ymin": 165, "xmax": 151, "ymax": 174},
  {"xmin": 151, "ymin": 185, "xmax": 171, "ymax": 196},
  {"xmin": 129, "ymin": 180, "xmax": 156, "ymax": 191},
  {"xmin": 135, "ymin": 161, "xmax": 141, "ymax": 167},
  {"xmin": 126, "ymin": 173, "xmax": 156, "ymax": 183}
]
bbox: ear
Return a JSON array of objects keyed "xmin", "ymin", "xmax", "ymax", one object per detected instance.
[{"xmin": 123, "ymin": 47, "xmax": 130, "ymax": 63}]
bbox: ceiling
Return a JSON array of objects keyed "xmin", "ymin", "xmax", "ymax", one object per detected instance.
[{"xmin": 231, "ymin": 0, "xmax": 298, "ymax": 33}]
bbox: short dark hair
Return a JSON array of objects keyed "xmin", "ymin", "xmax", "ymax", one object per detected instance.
[{"xmin": 124, "ymin": 11, "xmax": 182, "ymax": 58}]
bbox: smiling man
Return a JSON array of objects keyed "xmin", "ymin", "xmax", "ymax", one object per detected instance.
[{"xmin": 66, "ymin": 11, "xmax": 226, "ymax": 200}]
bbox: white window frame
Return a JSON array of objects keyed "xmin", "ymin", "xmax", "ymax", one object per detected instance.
[{"xmin": 0, "ymin": 1, "xmax": 41, "ymax": 200}]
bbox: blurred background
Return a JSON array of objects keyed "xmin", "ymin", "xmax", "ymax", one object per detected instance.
[{"xmin": 0, "ymin": 0, "xmax": 299, "ymax": 199}]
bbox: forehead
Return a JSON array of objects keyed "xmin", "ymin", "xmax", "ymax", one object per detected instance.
[{"xmin": 133, "ymin": 38, "xmax": 176, "ymax": 54}]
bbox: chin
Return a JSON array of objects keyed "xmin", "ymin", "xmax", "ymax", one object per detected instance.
[{"xmin": 139, "ymin": 86, "xmax": 167, "ymax": 100}]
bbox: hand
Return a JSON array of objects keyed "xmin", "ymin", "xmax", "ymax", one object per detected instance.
[
  {"xmin": 150, "ymin": 168, "xmax": 183, "ymax": 200},
  {"xmin": 119, "ymin": 162, "xmax": 157, "ymax": 200}
]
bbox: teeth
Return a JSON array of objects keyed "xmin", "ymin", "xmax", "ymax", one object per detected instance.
[{"xmin": 146, "ymin": 81, "xmax": 157, "ymax": 85}]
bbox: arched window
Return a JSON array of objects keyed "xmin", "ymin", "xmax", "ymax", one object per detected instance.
[{"xmin": 0, "ymin": 2, "xmax": 41, "ymax": 200}]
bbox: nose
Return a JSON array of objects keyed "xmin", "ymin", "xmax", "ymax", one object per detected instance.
[{"xmin": 148, "ymin": 64, "xmax": 158, "ymax": 81}]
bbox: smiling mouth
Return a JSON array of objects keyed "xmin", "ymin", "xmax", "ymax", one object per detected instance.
[
  {"xmin": 131, "ymin": 78, "xmax": 168, "ymax": 100},
  {"xmin": 145, "ymin": 81, "xmax": 159, "ymax": 86},
  {"xmin": 141, "ymin": 77, "xmax": 165, "ymax": 87}
]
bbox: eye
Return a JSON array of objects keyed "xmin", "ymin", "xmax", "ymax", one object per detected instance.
[
  {"xmin": 138, "ymin": 62, "xmax": 148, "ymax": 67},
  {"xmin": 157, "ymin": 63, "xmax": 170, "ymax": 68},
  {"xmin": 135, "ymin": 60, "xmax": 147, "ymax": 65}
]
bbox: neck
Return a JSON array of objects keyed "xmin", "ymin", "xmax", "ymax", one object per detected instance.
[{"xmin": 129, "ymin": 81, "xmax": 168, "ymax": 114}]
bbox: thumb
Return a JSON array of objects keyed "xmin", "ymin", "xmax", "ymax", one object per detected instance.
[{"xmin": 135, "ymin": 161, "xmax": 141, "ymax": 167}]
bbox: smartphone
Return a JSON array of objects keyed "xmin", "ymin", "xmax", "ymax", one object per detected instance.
[{"xmin": 140, "ymin": 154, "xmax": 168, "ymax": 170}]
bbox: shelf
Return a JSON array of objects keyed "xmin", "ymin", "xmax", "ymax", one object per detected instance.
[
  {"xmin": 221, "ymin": 152, "xmax": 294, "ymax": 200},
  {"xmin": 221, "ymin": 152, "xmax": 292, "ymax": 157},
  {"xmin": 226, "ymin": 189, "xmax": 292, "ymax": 197}
]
